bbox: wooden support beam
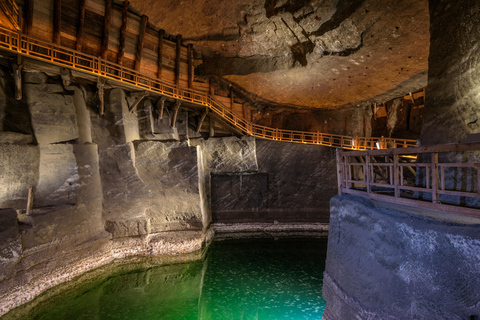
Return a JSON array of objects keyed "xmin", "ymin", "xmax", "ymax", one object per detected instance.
[
  {"xmin": 23, "ymin": 0, "xmax": 34, "ymax": 35},
  {"xmin": 242, "ymin": 102, "xmax": 247, "ymax": 119},
  {"xmin": 117, "ymin": 0, "xmax": 129, "ymax": 65},
  {"xmin": 209, "ymin": 79, "xmax": 214, "ymax": 96},
  {"xmin": 156, "ymin": 96, "xmax": 166, "ymax": 119},
  {"xmin": 129, "ymin": 94, "xmax": 146, "ymax": 113},
  {"xmin": 101, "ymin": 0, "xmax": 112, "ymax": 60},
  {"xmin": 209, "ymin": 117, "xmax": 214, "ymax": 137},
  {"xmin": 75, "ymin": 0, "xmax": 87, "ymax": 51},
  {"xmin": 230, "ymin": 88, "xmax": 234, "ymax": 110},
  {"xmin": 134, "ymin": 15, "xmax": 148, "ymax": 71},
  {"xmin": 175, "ymin": 34, "xmax": 182, "ymax": 86},
  {"xmin": 13, "ymin": 63, "xmax": 22, "ymax": 100},
  {"xmin": 97, "ymin": 78, "xmax": 105, "ymax": 115},
  {"xmin": 171, "ymin": 100, "xmax": 181, "ymax": 127},
  {"xmin": 26, "ymin": 186, "xmax": 35, "ymax": 215},
  {"xmin": 197, "ymin": 108, "xmax": 208, "ymax": 133},
  {"xmin": 187, "ymin": 44, "xmax": 193, "ymax": 88},
  {"xmin": 53, "ymin": 0, "xmax": 62, "ymax": 45},
  {"xmin": 157, "ymin": 29, "xmax": 164, "ymax": 78}
]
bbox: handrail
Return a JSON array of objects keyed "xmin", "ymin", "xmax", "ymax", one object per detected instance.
[
  {"xmin": 0, "ymin": 26, "xmax": 417, "ymax": 150},
  {"xmin": 337, "ymin": 142, "xmax": 480, "ymax": 217}
]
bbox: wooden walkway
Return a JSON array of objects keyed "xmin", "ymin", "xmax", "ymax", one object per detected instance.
[
  {"xmin": 0, "ymin": 24, "xmax": 417, "ymax": 150},
  {"xmin": 337, "ymin": 142, "xmax": 480, "ymax": 216}
]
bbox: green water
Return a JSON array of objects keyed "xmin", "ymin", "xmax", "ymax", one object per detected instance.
[{"xmin": 4, "ymin": 238, "xmax": 327, "ymax": 320}]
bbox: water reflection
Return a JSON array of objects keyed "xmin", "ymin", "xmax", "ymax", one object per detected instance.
[{"xmin": 3, "ymin": 238, "xmax": 327, "ymax": 320}]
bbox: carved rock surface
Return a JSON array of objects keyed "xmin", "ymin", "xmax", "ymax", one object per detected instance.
[
  {"xmin": 421, "ymin": 0, "xmax": 480, "ymax": 145},
  {"xmin": 25, "ymin": 79, "xmax": 79, "ymax": 145},
  {"xmin": 323, "ymin": 195, "xmax": 480, "ymax": 319},
  {"xmin": 0, "ymin": 209, "xmax": 22, "ymax": 282},
  {"xmin": 0, "ymin": 144, "xmax": 39, "ymax": 209}
]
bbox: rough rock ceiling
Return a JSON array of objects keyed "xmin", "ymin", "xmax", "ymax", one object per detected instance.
[{"xmin": 129, "ymin": 0, "xmax": 429, "ymax": 109}]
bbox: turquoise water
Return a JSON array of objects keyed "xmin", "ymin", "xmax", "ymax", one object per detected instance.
[{"xmin": 4, "ymin": 238, "xmax": 327, "ymax": 320}]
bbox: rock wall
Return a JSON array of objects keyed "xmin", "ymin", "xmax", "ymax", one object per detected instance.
[
  {"xmin": 211, "ymin": 139, "xmax": 337, "ymax": 224},
  {"xmin": 323, "ymin": 195, "xmax": 480, "ymax": 319},
  {"xmin": 421, "ymin": 0, "xmax": 480, "ymax": 145},
  {"xmin": 0, "ymin": 69, "xmax": 211, "ymax": 315}
]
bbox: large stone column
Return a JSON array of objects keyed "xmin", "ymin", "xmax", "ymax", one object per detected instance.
[{"xmin": 421, "ymin": 0, "xmax": 480, "ymax": 145}]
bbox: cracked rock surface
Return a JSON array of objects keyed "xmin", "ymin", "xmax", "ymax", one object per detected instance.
[{"xmin": 129, "ymin": 0, "xmax": 429, "ymax": 108}]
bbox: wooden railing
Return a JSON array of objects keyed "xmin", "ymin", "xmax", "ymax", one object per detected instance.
[
  {"xmin": 0, "ymin": 25, "xmax": 417, "ymax": 150},
  {"xmin": 337, "ymin": 142, "xmax": 480, "ymax": 216}
]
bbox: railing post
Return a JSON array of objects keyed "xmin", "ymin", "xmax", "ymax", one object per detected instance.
[
  {"xmin": 366, "ymin": 151, "xmax": 371, "ymax": 193},
  {"xmin": 431, "ymin": 152, "xmax": 438, "ymax": 203},
  {"xmin": 336, "ymin": 149, "xmax": 343, "ymax": 195},
  {"xmin": 393, "ymin": 152, "xmax": 399, "ymax": 197}
]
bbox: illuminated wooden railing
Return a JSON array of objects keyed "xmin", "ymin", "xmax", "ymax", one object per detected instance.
[
  {"xmin": 0, "ymin": 0, "xmax": 20, "ymax": 30},
  {"xmin": 0, "ymin": 26, "xmax": 417, "ymax": 150},
  {"xmin": 337, "ymin": 142, "xmax": 480, "ymax": 216}
]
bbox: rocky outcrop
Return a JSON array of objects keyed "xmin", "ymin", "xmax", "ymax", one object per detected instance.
[{"xmin": 323, "ymin": 195, "xmax": 480, "ymax": 319}]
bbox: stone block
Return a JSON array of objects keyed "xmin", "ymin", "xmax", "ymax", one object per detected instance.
[
  {"xmin": 35, "ymin": 144, "xmax": 78, "ymax": 207},
  {"xmin": 105, "ymin": 216, "xmax": 150, "ymax": 238},
  {"xmin": 192, "ymin": 136, "xmax": 258, "ymax": 173},
  {"xmin": 107, "ymin": 89, "xmax": 140, "ymax": 144},
  {"xmin": 0, "ymin": 144, "xmax": 40, "ymax": 209},
  {"xmin": 25, "ymin": 83, "xmax": 79, "ymax": 144},
  {"xmin": 134, "ymin": 141, "xmax": 199, "ymax": 190}
]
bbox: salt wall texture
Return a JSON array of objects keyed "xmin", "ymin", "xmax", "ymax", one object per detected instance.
[
  {"xmin": 421, "ymin": 0, "xmax": 480, "ymax": 145},
  {"xmin": 323, "ymin": 195, "xmax": 480, "ymax": 319},
  {"xmin": 0, "ymin": 70, "xmax": 213, "ymax": 315},
  {"xmin": 210, "ymin": 140, "xmax": 337, "ymax": 223}
]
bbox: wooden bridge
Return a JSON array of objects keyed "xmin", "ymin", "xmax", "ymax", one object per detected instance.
[{"xmin": 0, "ymin": 0, "xmax": 416, "ymax": 150}]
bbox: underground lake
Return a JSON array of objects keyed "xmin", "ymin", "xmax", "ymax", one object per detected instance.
[{"xmin": 2, "ymin": 237, "xmax": 328, "ymax": 320}]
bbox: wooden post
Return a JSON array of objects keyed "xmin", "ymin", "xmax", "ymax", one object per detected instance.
[
  {"xmin": 336, "ymin": 149, "xmax": 343, "ymax": 195},
  {"xmin": 135, "ymin": 15, "xmax": 148, "ymax": 71},
  {"xmin": 366, "ymin": 152, "xmax": 371, "ymax": 193},
  {"xmin": 97, "ymin": 78, "xmax": 105, "ymax": 115},
  {"xmin": 117, "ymin": 0, "xmax": 129, "ymax": 65},
  {"xmin": 26, "ymin": 187, "xmax": 35, "ymax": 215},
  {"xmin": 13, "ymin": 63, "xmax": 22, "ymax": 100},
  {"xmin": 230, "ymin": 88, "xmax": 234, "ymax": 110},
  {"xmin": 171, "ymin": 100, "xmax": 181, "ymax": 127},
  {"xmin": 209, "ymin": 117, "xmax": 214, "ymax": 137},
  {"xmin": 101, "ymin": 0, "xmax": 112, "ymax": 60},
  {"xmin": 187, "ymin": 44, "xmax": 193, "ymax": 88},
  {"xmin": 393, "ymin": 154, "xmax": 399, "ymax": 197},
  {"xmin": 242, "ymin": 102, "xmax": 247, "ymax": 119},
  {"xmin": 431, "ymin": 153, "xmax": 438, "ymax": 203},
  {"xmin": 129, "ymin": 94, "xmax": 146, "ymax": 113},
  {"xmin": 209, "ymin": 79, "xmax": 214, "ymax": 96},
  {"xmin": 23, "ymin": 0, "xmax": 34, "ymax": 35},
  {"xmin": 175, "ymin": 34, "xmax": 182, "ymax": 86},
  {"xmin": 156, "ymin": 96, "xmax": 166, "ymax": 119},
  {"xmin": 157, "ymin": 29, "xmax": 164, "ymax": 78},
  {"xmin": 197, "ymin": 108, "xmax": 208, "ymax": 133},
  {"xmin": 53, "ymin": 0, "xmax": 62, "ymax": 45},
  {"xmin": 75, "ymin": 0, "xmax": 86, "ymax": 51}
]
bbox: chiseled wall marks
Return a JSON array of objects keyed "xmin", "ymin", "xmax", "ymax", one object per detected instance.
[{"xmin": 323, "ymin": 195, "xmax": 480, "ymax": 319}]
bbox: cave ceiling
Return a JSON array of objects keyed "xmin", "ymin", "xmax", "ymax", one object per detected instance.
[{"xmin": 129, "ymin": 0, "xmax": 430, "ymax": 109}]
